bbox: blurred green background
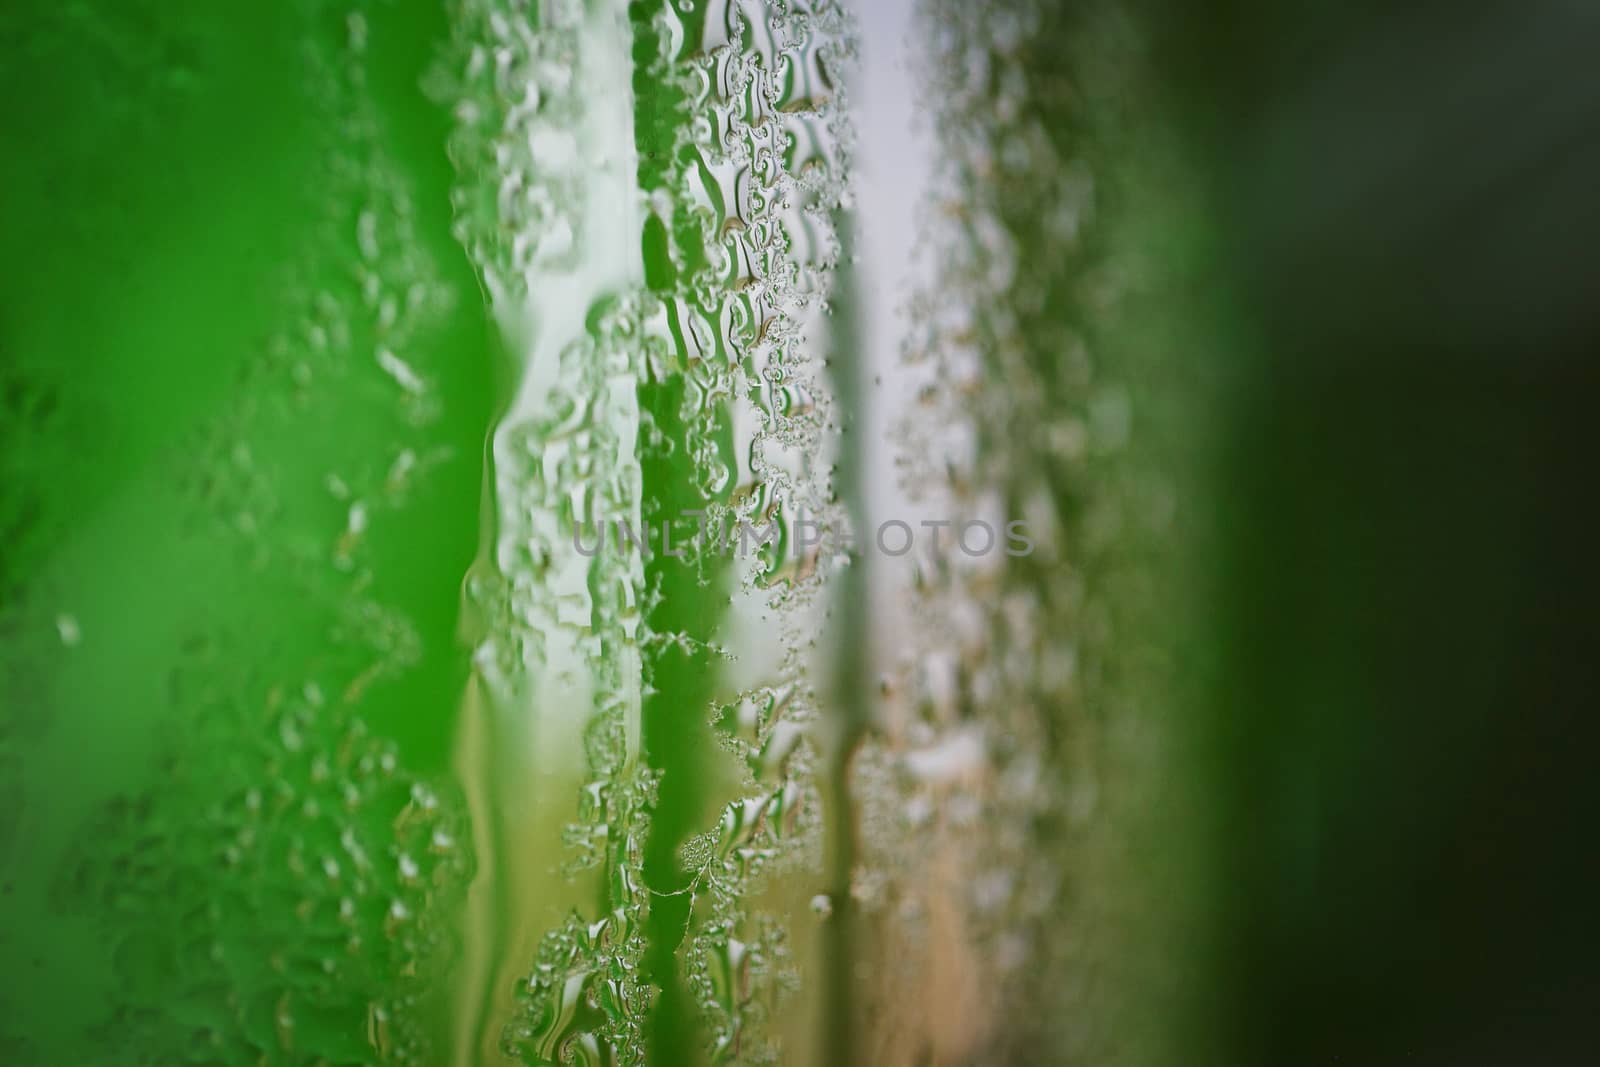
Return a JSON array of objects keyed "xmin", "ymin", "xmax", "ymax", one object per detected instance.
[{"xmin": 1152, "ymin": 0, "xmax": 1600, "ymax": 1062}]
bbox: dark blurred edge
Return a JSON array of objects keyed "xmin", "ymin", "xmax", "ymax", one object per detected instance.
[{"xmin": 1139, "ymin": 0, "xmax": 1600, "ymax": 1063}]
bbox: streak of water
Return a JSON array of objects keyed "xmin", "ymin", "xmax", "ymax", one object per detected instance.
[{"xmin": 435, "ymin": 1, "xmax": 653, "ymax": 1062}]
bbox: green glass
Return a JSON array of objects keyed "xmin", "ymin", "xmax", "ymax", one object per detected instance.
[
  {"xmin": 10, "ymin": 1, "xmax": 1590, "ymax": 1066},
  {"xmin": 6, "ymin": 1, "xmax": 1202, "ymax": 1064}
]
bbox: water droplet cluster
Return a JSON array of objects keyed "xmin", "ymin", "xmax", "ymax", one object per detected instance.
[
  {"xmin": 436, "ymin": 1, "xmax": 661, "ymax": 1062},
  {"xmin": 437, "ymin": 0, "xmax": 857, "ymax": 1058},
  {"xmin": 55, "ymin": 673, "xmax": 471, "ymax": 1066},
  {"xmin": 677, "ymin": 679, "xmax": 818, "ymax": 1063},
  {"xmin": 640, "ymin": 0, "xmax": 854, "ymax": 574},
  {"xmin": 631, "ymin": 1, "xmax": 855, "ymax": 1060},
  {"xmin": 855, "ymin": 1, "xmax": 1174, "ymax": 1062},
  {"xmin": 46, "ymin": 6, "xmax": 475, "ymax": 1063},
  {"xmin": 433, "ymin": 0, "xmax": 590, "ymax": 303}
]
